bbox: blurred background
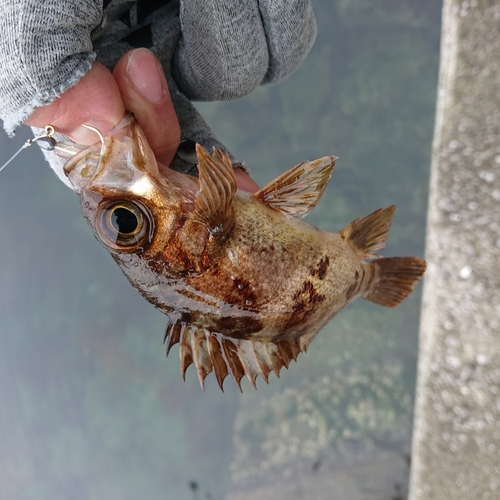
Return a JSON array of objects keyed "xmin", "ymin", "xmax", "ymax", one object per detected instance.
[{"xmin": 0, "ymin": 1, "xmax": 441, "ymax": 499}]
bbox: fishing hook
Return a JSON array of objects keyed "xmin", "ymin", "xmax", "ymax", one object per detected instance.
[{"xmin": 0, "ymin": 125, "xmax": 56, "ymax": 173}]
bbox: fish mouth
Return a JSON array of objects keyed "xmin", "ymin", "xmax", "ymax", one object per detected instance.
[
  {"xmin": 60, "ymin": 113, "xmax": 148, "ymax": 194},
  {"xmin": 62, "ymin": 142, "xmax": 102, "ymax": 193}
]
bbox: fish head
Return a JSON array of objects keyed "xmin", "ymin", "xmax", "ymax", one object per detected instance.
[{"xmin": 63, "ymin": 113, "xmax": 197, "ymax": 256}]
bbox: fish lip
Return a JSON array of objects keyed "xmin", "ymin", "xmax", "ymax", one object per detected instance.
[
  {"xmin": 62, "ymin": 142, "xmax": 102, "ymax": 194},
  {"xmin": 63, "ymin": 143, "xmax": 101, "ymax": 175},
  {"xmin": 62, "ymin": 113, "xmax": 140, "ymax": 193},
  {"xmin": 63, "ymin": 113, "xmax": 136, "ymax": 176}
]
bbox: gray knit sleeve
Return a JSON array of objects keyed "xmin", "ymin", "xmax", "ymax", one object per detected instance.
[
  {"xmin": 173, "ymin": 0, "xmax": 316, "ymax": 100},
  {"xmin": 258, "ymin": 0, "xmax": 317, "ymax": 84},
  {"xmin": 0, "ymin": 0, "xmax": 101, "ymax": 136}
]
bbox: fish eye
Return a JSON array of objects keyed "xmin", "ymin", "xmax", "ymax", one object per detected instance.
[
  {"xmin": 111, "ymin": 206, "xmax": 139, "ymax": 236},
  {"xmin": 97, "ymin": 200, "xmax": 151, "ymax": 251}
]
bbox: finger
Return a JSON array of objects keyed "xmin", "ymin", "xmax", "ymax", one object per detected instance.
[
  {"xmin": 25, "ymin": 62, "xmax": 125, "ymax": 144},
  {"xmin": 234, "ymin": 168, "xmax": 259, "ymax": 193},
  {"xmin": 113, "ymin": 49, "xmax": 181, "ymax": 167}
]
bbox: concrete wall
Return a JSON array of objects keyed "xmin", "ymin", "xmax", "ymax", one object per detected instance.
[{"xmin": 410, "ymin": 1, "xmax": 500, "ymax": 498}]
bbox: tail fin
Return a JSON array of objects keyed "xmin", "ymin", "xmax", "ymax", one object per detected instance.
[
  {"xmin": 364, "ymin": 257, "xmax": 427, "ymax": 307},
  {"xmin": 340, "ymin": 205, "xmax": 396, "ymax": 258}
]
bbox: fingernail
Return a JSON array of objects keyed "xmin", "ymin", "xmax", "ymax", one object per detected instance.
[
  {"xmin": 70, "ymin": 120, "xmax": 115, "ymax": 145},
  {"xmin": 126, "ymin": 49, "xmax": 165, "ymax": 102}
]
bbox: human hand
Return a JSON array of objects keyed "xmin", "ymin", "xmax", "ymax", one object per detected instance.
[
  {"xmin": 25, "ymin": 49, "xmax": 180, "ymax": 167},
  {"xmin": 24, "ymin": 48, "xmax": 258, "ymax": 191}
]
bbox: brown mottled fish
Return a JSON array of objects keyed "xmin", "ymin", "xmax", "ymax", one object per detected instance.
[{"xmin": 62, "ymin": 114, "xmax": 426, "ymax": 391}]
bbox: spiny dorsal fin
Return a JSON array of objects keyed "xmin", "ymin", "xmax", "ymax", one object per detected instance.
[
  {"xmin": 164, "ymin": 320, "xmax": 303, "ymax": 392},
  {"xmin": 193, "ymin": 145, "xmax": 236, "ymax": 236},
  {"xmin": 340, "ymin": 205, "xmax": 396, "ymax": 258},
  {"xmin": 253, "ymin": 156, "xmax": 337, "ymax": 219}
]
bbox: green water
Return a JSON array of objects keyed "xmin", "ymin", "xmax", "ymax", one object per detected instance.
[{"xmin": 0, "ymin": 1, "xmax": 440, "ymax": 499}]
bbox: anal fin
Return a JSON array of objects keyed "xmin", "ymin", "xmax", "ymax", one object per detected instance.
[{"xmin": 164, "ymin": 320, "xmax": 303, "ymax": 391}]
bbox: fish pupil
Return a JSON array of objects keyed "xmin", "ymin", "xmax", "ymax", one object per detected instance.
[{"xmin": 112, "ymin": 207, "xmax": 138, "ymax": 235}]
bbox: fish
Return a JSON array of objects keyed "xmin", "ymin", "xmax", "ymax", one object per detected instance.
[{"xmin": 62, "ymin": 114, "xmax": 426, "ymax": 391}]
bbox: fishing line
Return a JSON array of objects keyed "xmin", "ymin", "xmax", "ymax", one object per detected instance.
[{"xmin": 0, "ymin": 125, "xmax": 56, "ymax": 173}]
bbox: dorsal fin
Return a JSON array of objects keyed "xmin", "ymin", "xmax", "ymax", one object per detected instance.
[
  {"xmin": 192, "ymin": 145, "xmax": 237, "ymax": 236},
  {"xmin": 253, "ymin": 156, "xmax": 337, "ymax": 219},
  {"xmin": 164, "ymin": 320, "xmax": 303, "ymax": 392},
  {"xmin": 339, "ymin": 205, "xmax": 396, "ymax": 258}
]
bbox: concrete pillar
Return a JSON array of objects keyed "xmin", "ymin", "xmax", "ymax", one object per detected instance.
[{"xmin": 410, "ymin": 1, "xmax": 500, "ymax": 499}]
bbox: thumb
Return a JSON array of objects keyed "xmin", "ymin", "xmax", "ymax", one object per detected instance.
[
  {"xmin": 113, "ymin": 48, "xmax": 181, "ymax": 167},
  {"xmin": 24, "ymin": 62, "xmax": 125, "ymax": 144}
]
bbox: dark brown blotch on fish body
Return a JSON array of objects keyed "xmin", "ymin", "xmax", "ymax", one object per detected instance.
[
  {"xmin": 231, "ymin": 277, "xmax": 257, "ymax": 302},
  {"xmin": 186, "ymin": 265, "xmax": 261, "ymax": 312},
  {"xmin": 345, "ymin": 269, "xmax": 362, "ymax": 301},
  {"xmin": 214, "ymin": 316, "xmax": 264, "ymax": 339},
  {"xmin": 147, "ymin": 254, "xmax": 171, "ymax": 276},
  {"xmin": 311, "ymin": 255, "xmax": 330, "ymax": 280},
  {"xmin": 345, "ymin": 281, "xmax": 358, "ymax": 302},
  {"xmin": 178, "ymin": 308, "xmax": 263, "ymax": 338},
  {"xmin": 292, "ymin": 280, "xmax": 325, "ymax": 304},
  {"xmin": 285, "ymin": 280, "xmax": 326, "ymax": 330}
]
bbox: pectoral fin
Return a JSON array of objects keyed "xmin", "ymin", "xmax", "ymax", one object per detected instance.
[
  {"xmin": 254, "ymin": 156, "xmax": 336, "ymax": 219},
  {"xmin": 193, "ymin": 145, "xmax": 236, "ymax": 237},
  {"xmin": 164, "ymin": 321, "xmax": 303, "ymax": 392}
]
